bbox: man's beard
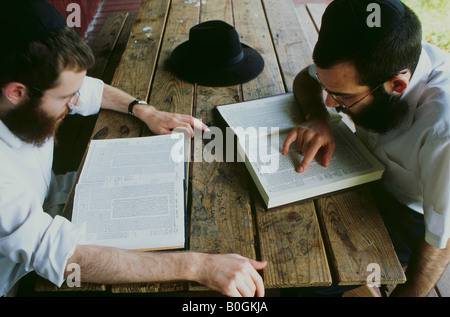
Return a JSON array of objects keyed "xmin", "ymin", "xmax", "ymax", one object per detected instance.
[
  {"xmin": 1, "ymin": 96, "xmax": 69, "ymax": 147},
  {"xmin": 347, "ymin": 86, "xmax": 410, "ymax": 134}
]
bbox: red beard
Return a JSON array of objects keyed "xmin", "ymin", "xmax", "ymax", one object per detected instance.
[{"xmin": 1, "ymin": 96, "xmax": 70, "ymax": 147}]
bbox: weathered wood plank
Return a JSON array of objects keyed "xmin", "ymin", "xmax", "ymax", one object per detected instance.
[
  {"xmin": 262, "ymin": 0, "xmax": 312, "ymax": 91},
  {"xmin": 315, "ymin": 186, "xmax": 406, "ymax": 285},
  {"xmin": 305, "ymin": 3, "xmax": 328, "ymax": 32},
  {"xmin": 294, "ymin": 4, "xmax": 318, "ymax": 51},
  {"xmin": 233, "ymin": 0, "xmax": 285, "ymax": 100},
  {"xmin": 110, "ymin": 0, "xmax": 170, "ymax": 101},
  {"xmin": 87, "ymin": 13, "xmax": 129, "ymax": 80},
  {"xmin": 188, "ymin": 0, "xmax": 258, "ymax": 293},
  {"xmin": 145, "ymin": 0, "xmax": 200, "ymax": 117},
  {"xmin": 200, "ymin": 0, "xmax": 233, "ymax": 24},
  {"xmin": 101, "ymin": 13, "xmax": 138, "ymax": 85},
  {"xmin": 255, "ymin": 198, "xmax": 332, "ymax": 288}
]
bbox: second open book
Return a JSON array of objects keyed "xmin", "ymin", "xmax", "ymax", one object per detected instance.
[
  {"xmin": 216, "ymin": 93, "xmax": 384, "ymax": 209},
  {"xmin": 71, "ymin": 133, "xmax": 186, "ymax": 251}
]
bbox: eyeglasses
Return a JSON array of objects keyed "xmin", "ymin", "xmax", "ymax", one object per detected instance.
[
  {"xmin": 315, "ymin": 74, "xmax": 383, "ymax": 113},
  {"xmin": 32, "ymin": 87, "xmax": 81, "ymax": 110},
  {"xmin": 315, "ymin": 70, "xmax": 408, "ymax": 113}
]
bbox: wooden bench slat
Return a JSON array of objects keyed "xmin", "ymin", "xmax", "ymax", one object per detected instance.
[
  {"xmin": 262, "ymin": 0, "xmax": 313, "ymax": 91},
  {"xmin": 101, "ymin": 13, "xmax": 138, "ymax": 85},
  {"xmin": 315, "ymin": 186, "xmax": 406, "ymax": 285},
  {"xmin": 87, "ymin": 13, "xmax": 129, "ymax": 80},
  {"xmin": 255, "ymin": 197, "xmax": 332, "ymax": 288}
]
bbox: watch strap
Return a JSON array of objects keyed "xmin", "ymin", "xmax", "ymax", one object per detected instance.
[{"xmin": 128, "ymin": 99, "xmax": 146, "ymax": 116}]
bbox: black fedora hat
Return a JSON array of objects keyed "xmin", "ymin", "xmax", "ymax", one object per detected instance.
[{"xmin": 170, "ymin": 20, "xmax": 264, "ymax": 87}]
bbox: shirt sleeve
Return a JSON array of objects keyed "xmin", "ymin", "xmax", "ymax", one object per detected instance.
[
  {"xmin": 71, "ymin": 76, "xmax": 105, "ymax": 116},
  {"xmin": 420, "ymin": 135, "xmax": 450, "ymax": 249},
  {"xmin": 0, "ymin": 182, "xmax": 83, "ymax": 288}
]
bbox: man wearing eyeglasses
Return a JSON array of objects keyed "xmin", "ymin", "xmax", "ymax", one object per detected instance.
[
  {"xmin": 0, "ymin": 1, "xmax": 266, "ymax": 297},
  {"xmin": 283, "ymin": 0, "xmax": 449, "ymax": 296}
]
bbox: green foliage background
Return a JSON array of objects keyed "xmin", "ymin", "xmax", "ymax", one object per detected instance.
[{"xmin": 402, "ymin": 0, "xmax": 450, "ymax": 52}]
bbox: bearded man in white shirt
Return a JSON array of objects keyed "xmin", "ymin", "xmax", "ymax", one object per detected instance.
[
  {"xmin": 0, "ymin": 0, "xmax": 266, "ymax": 297},
  {"xmin": 282, "ymin": 0, "xmax": 449, "ymax": 296}
]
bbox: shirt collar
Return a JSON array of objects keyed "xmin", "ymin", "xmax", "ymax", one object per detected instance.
[
  {"xmin": 397, "ymin": 44, "xmax": 433, "ymax": 130},
  {"xmin": 0, "ymin": 120, "xmax": 24, "ymax": 149}
]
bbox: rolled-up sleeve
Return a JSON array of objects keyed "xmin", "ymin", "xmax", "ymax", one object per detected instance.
[
  {"xmin": 0, "ymin": 183, "xmax": 83, "ymax": 295},
  {"xmin": 71, "ymin": 76, "xmax": 104, "ymax": 116}
]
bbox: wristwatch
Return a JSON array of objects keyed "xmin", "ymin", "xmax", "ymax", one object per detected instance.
[{"xmin": 128, "ymin": 99, "xmax": 147, "ymax": 116}]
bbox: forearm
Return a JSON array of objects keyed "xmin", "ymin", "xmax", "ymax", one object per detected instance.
[
  {"xmin": 66, "ymin": 244, "xmax": 199, "ymax": 285},
  {"xmin": 293, "ymin": 66, "xmax": 329, "ymax": 122},
  {"xmin": 65, "ymin": 245, "xmax": 267, "ymax": 296},
  {"xmin": 100, "ymin": 84, "xmax": 146, "ymax": 115},
  {"xmin": 391, "ymin": 237, "xmax": 450, "ymax": 297}
]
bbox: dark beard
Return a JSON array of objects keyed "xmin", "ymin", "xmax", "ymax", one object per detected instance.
[
  {"xmin": 348, "ymin": 86, "xmax": 410, "ymax": 134},
  {"xmin": 1, "ymin": 95, "xmax": 63, "ymax": 147}
]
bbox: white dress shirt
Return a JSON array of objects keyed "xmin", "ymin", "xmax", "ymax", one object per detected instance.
[
  {"xmin": 0, "ymin": 76, "xmax": 104, "ymax": 296},
  {"xmin": 310, "ymin": 43, "xmax": 450, "ymax": 249}
]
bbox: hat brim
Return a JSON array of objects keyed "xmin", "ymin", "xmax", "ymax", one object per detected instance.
[{"xmin": 170, "ymin": 41, "xmax": 265, "ymax": 87}]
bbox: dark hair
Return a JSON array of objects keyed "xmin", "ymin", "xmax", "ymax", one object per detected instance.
[
  {"xmin": 313, "ymin": 4, "xmax": 422, "ymax": 88},
  {"xmin": 0, "ymin": 26, "xmax": 95, "ymax": 95}
]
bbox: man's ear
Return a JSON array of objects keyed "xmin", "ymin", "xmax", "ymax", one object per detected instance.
[
  {"xmin": 2, "ymin": 82, "xmax": 29, "ymax": 105},
  {"xmin": 385, "ymin": 69, "xmax": 411, "ymax": 95}
]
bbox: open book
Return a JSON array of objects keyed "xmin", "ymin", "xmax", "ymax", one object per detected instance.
[
  {"xmin": 216, "ymin": 93, "xmax": 385, "ymax": 209},
  {"xmin": 71, "ymin": 133, "xmax": 186, "ymax": 251}
]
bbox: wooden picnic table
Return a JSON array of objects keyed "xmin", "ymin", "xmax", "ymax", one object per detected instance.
[{"xmin": 36, "ymin": 0, "xmax": 406, "ymax": 295}]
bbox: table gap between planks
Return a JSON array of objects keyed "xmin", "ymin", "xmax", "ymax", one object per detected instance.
[{"xmin": 37, "ymin": 0, "xmax": 406, "ymax": 294}]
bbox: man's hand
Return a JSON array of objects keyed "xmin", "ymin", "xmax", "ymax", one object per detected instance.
[
  {"xmin": 194, "ymin": 253, "xmax": 267, "ymax": 297},
  {"xmin": 134, "ymin": 104, "xmax": 209, "ymax": 138},
  {"xmin": 100, "ymin": 84, "xmax": 209, "ymax": 137},
  {"xmin": 282, "ymin": 119, "xmax": 335, "ymax": 173}
]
